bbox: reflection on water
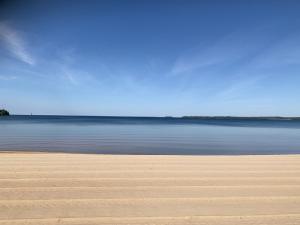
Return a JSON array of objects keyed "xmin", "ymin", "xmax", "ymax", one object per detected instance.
[{"xmin": 1, "ymin": 116, "xmax": 300, "ymax": 155}]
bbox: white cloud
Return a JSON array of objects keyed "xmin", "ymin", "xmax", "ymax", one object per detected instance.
[{"xmin": 0, "ymin": 22, "xmax": 35, "ymax": 66}]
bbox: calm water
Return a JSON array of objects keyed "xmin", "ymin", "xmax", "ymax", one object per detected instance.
[{"xmin": 1, "ymin": 115, "xmax": 300, "ymax": 155}]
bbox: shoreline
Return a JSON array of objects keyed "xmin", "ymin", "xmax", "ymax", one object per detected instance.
[{"xmin": 1, "ymin": 150, "xmax": 300, "ymax": 156}]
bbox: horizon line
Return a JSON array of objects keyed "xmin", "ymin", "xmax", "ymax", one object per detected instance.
[{"xmin": 7, "ymin": 114, "xmax": 300, "ymax": 119}]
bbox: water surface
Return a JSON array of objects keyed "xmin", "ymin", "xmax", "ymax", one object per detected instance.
[{"xmin": 1, "ymin": 115, "xmax": 300, "ymax": 155}]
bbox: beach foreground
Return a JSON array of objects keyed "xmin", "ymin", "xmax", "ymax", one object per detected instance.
[{"xmin": 0, "ymin": 152, "xmax": 300, "ymax": 225}]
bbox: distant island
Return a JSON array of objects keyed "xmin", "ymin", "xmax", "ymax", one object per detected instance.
[
  {"xmin": 182, "ymin": 116, "xmax": 300, "ymax": 120},
  {"xmin": 0, "ymin": 109, "xmax": 9, "ymax": 116}
]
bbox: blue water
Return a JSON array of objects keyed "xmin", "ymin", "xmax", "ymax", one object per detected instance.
[{"xmin": 1, "ymin": 115, "xmax": 300, "ymax": 155}]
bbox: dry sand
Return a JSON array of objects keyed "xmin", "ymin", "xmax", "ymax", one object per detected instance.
[{"xmin": 0, "ymin": 152, "xmax": 300, "ymax": 225}]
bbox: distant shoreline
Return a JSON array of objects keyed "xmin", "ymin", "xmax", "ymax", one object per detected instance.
[
  {"xmin": 181, "ymin": 116, "xmax": 300, "ymax": 120},
  {"xmin": 4, "ymin": 114, "xmax": 300, "ymax": 120}
]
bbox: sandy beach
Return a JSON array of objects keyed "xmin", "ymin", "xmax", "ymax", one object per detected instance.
[{"xmin": 0, "ymin": 152, "xmax": 299, "ymax": 225}]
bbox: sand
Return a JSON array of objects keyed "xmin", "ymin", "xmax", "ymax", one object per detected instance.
[{"xmin": 0, "ymin": 152, "xmax": 300, "ymax": 225}]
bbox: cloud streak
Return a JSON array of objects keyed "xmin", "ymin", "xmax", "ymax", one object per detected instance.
[
  {"xmin": 171, "ymin": 29, "xmax": 271, "ymax": 75},
  {"xmin": 0, "ymin": 22, "xmax": 35, "ymax": 66},
  {"xmin": 214, "ymin": 75, "xmax": 266, "ymax": 101},
  {"xmin": 251, "ymin": 34, "xmax": 300, "ymax": 68},
  {"xmin": 0, "ymin": 75, "xmax": 17, "ymax": 80},
  {"xmin": 61, "ymin": 67, "xmax": 79, "ymax": 85}
]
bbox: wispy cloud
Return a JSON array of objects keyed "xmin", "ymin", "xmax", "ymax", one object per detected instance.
[
  {"xmin": 55, "ymin": 51, "xmax": 97, "ymax": 87},
  {"xmin": 171, "ymin": 29, "xmax": 269, "ymax": 75},
  {"xmin": 61, "ymin": 66, "xmax": 79, "ymax": 85},
  {"xmin": 0, "ymin": 75, "xmax": 18, "ymax": 80},
  {"xmin": 214, "ymin": 75, "xmax": 266, "ymax": 101},
  {"xmin": 170, "ymin": 26, "xmax": 300, "ymax": 105},
  {"xmin": 251, "ymin": 34, "xmax": 300, "ymax": 68},
  {"xmin": 0, "ymin": 22, "xmax": 35, "ymax": 66}
]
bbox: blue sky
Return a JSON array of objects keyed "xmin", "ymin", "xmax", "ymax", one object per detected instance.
[{"xmin": 1, "ymin": 0, "xmax": 300, "ymax": 116}]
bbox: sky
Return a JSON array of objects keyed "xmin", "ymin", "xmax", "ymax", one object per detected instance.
[{"xmin": 0, "ymin": 0, "xmax": 300, "ymax": 116}]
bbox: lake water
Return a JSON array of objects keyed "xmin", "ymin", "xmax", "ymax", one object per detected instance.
[{"xmin": 1, "ymin": 115, "xmax": 300, "ymax": 155}]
